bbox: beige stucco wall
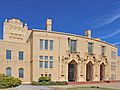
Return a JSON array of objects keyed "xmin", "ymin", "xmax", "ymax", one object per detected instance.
[
  {"xmin": 31, "ymin": 30, "xmax": 119, "ymax": 82},
  {"xmin": 0, "ymin": 41, "xmax": 31, "ymax": 83},
  {"xmin": 0, "ymin": 18, "xmax": 119, "ymax": 83}
]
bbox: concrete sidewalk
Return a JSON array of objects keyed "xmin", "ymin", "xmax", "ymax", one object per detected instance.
[
  {"xmin": 1, "ymin": 85, "xmax": 52, "ymax": 90},
  {"xmin": 1, "ymin": 82, "xmax": 120, "ymax": 90}
]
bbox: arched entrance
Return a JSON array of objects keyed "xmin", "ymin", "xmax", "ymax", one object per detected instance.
[
  {"xmin": 100, "ymin": 63, "xmax": 105, "ymax": 81},
  {"xmin": 68, "ymin": 60, "xmax": 77, "ymax": 82},
  {"xmin": 86, "ymin": 61, "xmax": 93, "ymax": 81}
]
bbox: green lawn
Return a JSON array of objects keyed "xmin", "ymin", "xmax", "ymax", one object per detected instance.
[{"xmin": 67, "ymin": 86, "xmax": 116, "ymax": 90}]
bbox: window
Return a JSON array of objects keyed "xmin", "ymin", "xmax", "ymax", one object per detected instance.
[
  {"xmin": 19, "ymin": 51, "xmax": 24, "ymax": 60},
  {"xmin": 44, "ymin": 61, "xmax": 48, "ymax": 68},
  {"xmin": 101, "ymin": 46, "xmax": 105, "ymax": 56},
  {"xmin": 111, "ymin": 51, "xmax": 116, "ymax": 59},
  {"xmin": 111, "ymin": 62, "xmax": 116, "ymax": 71},
  {"xmin": 6, "ymin": 67, "xmax": 11, "ymax": 76},
  {"xmin": 39, "ymin": 56, "xmax": 54, "ymax": 69},
  {"xmin": 39, "ymin": 61, "xmax": 43, "ymax": 68},
  {"xmin": 88, "ymin": 43, "xmax": 93, "ymax": 55},
  {"xmin": 50, "ymin": 40, "xmax": 53, "ymax": 51},
  {"xmin": 19, "ymin": 68, "xmax": 24, "ymax": 78},
  {"xmin": 45, "ymin": 74, "xmax": 47, "ymax": 76},
  {"xmin": 6, "ymin": 50, "xmax": 11, "ymax": 60},
  {"xmin": 45, "ymin": 40, "xmax": 48, "ymax": 50},
  {"xmin": 40, "ymin": 39, "xmax": 53, "ymax": 51},
  {"xmin": 49, "ymin": 61, "xmax": 53, "ymax": 68},
  {"xmin": 70, "ymin": 40, "xmax": 77, "ymax": 52},
  {"xmin": 41, "ymin": 74, "xmax": 43, "ymax": 76},
  {"xmin": 40, "ymin": 39, "xmax": 43, "ymax": 50},
  {"xmin": 44, "ymin": 56, "xmax": 48, "ymax": 60},
  {"xmin": 39, "ymin": 56, "xmax": 43, "ymax": 60},
  {"xmin": 50, "ymin": 56, "xmax": 53, "ymax": 61},
  {"xmin": 49, "ymin": 74, "xmax": 51, "ymax": 77},
  {"xmin": 111, "ymin": 74, "xmax": 116, "ymax": 80}
]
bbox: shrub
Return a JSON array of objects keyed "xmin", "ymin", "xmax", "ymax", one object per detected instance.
[
  {"xmin": 55, "ymin": 81, "xmax": 68, "ymax": 85},
  {"xmin": 48, "ymin": 81, "xmax": 57, "ymax": 85},
  {"xmin": 38, "ymin": 76, "xmax": 51, "ymax": 82},
  {"xmin": 32, "ymin": 76, "xmax": 68, "ymax": 86},
  {"xmin": 0, "ymin": 74, "xmax": 21, "ymax": 88},
  {"xmin": 31, "ymin": 81, "xmax": 39, "ymax": 85},
  {"xmin": 31, "ymin": 81, "xmax": 68, "ymax": 86}
]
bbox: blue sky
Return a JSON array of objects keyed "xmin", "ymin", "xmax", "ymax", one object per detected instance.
[{"xmin": 0, "ymin": 0, "xmax": 120, "ymax": 55}]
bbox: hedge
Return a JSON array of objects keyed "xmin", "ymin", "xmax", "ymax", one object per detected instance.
[
  {"xmin": 0, "ymin": 74, "xmax": 21, "ymax": 88},
  {"xmin": 32, "ymin": 81, "xmax": 68, "ymax": 85},
  {"xmin": 38, "ymin": 76, "xmax": 51, "ymax": 82},
  {"xmin": 32, "ymin": 76, "xmax": 68, "ymax": 85}
]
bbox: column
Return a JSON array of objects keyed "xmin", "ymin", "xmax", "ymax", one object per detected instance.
[
  {"xmin": 76, "ymin": 62, "xmax": 80, "ymax": 82},
  {"xmin": 105, "ymin": 64, "xmax": 109, "ymax": 80},
  {"xmin": 80, "ymin": 62, "xmax": 86, "ymax": 81},
  {"xmin": 80, "ymin": 63, "xmax": 85, "ymax": 81},
  {"xmin": 65, "ymin": 61, "xmax": 68, "ymax": 82},
  {"xmin": 93, "ymin": 63, "xmax": 100, "ymax": 81}
]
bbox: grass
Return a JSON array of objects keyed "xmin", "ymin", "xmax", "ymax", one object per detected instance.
[
  {"xmin": 0, "ymin": 85, "xmax": 117, "ymax": 90},
  {"xmin": 67, "ymin": 86, "xmax": 117, "ymax": 90}
]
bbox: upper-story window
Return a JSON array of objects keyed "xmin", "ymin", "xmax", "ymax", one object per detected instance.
[
  {"xmin": 88, "ymin": 42, "xmax": 93, "ymax": 55},
  {"xmin": 39, "ymin": 61, "xmax": 43, "ymax": 68},
  {"xmin": 40, "ymin": 39, "xmax": 53, "ymax": 50},
  {"xmin": 44, "ymin": 61, "xmax": 48, "ymax": 68},
  {"xmin": 50, "ymin": 56, "xmax": 53, "ymax": 61},
  {"xmin": 44, "ymin": 56, "xmax": 48, "ymax": 60},
  {"xmin": 70, "ymin": 40, "xmax": 77, "ymax": 52},
  {"xmin": 39, "ymin": 56, "xmax": 43, "ymax": 60},
  {"xmin": 111, "ymin": 62, "xmax": 116, "ymax": 71},
  {"xmin": 111, "ymin": 51, "xmax": 116, "ymax": 59},
  {"xmin": 101, "ymin": 46, "xmax": 105, "ymax": 56},
  {"xmin": 40, "ymin": 39, "xmax": 43, "ymax": 50},
  {"xmin": 50, "ymin": 40, "xmax": 54, "ymax": 51},
  {"xmin": 6, "ymin": 50, "xmax": 11, "ymax": 60},
  {"xmin": 45, "ymin": 40, "xmax": 48, "ymax": 50},
  {"xmin": 39, "ymin": 56, "xmax": 54, "ymax": 68},
  {"xmin": 49, "ymin": 61, "xmax": 53, "ymax": 68},
  {"xmin": 49, "ymin": 56, "xmax": 53, "ymax": 68},
  {"xmin": 19, "ymin": 51, "xmax": 24, "ymax": 60}
]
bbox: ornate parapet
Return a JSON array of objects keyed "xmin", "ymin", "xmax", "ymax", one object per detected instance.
[
  {"xmin": 64, "ymin": 50, "xmax": 82, "ymax": 63},
  {"xmin": 84, "ymin": 52, "xmax": 108, "ymax": 65},
  {"xmin": 3, "ymin": 18, "xmax": 28, "ymax": 42},
  {"xmin": 84, "ymin": 52, "xmax": 97, "ymax": 64},
  {"xmin": 99, "ymin": 55, "xmax": 108, "ymax": 65}
]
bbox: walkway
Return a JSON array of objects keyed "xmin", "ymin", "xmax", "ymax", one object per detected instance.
[{"xmin": 1, "ymin": 82, "xmax": 120, "ymax": 90}]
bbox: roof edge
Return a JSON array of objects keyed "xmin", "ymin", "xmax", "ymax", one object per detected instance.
[{"xmin": 32, "ymin": 29, "xmax": 118, "ymax": 48}]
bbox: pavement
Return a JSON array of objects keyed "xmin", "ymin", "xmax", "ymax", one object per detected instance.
[
  {"xmin": 1, "ymin": 82, "xmax": 120, "ymax": 90},
  {"xmin": 1, "ymin": 85, "xmax": 53, "ymax": 90}
]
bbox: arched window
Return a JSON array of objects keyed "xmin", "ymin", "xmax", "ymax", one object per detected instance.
[
  {"xmin": 6, "ymin": 67, "xmax": 12, "ymax": 76},
  {"xmin": 19, "ymin": 68, "xmax": 24, "ymax": 78}
]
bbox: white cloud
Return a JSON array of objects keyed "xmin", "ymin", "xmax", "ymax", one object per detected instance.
[
  {"xmin": 100, "ymin": 29, "xmax": 120, "ymax": 39},
  {"xmin": 91, "ymin": 4, "xmax": 120, "ymax": 29},
  {"xmin": 93, "ymin": 12, "xmax": 120, "ymax": 29},
  {"xmin": 91, "ymin": 5, "xmax": 120, "ymax": 39},
  {"xmin": 113, "ymin": 42, "xmax": 120, "ymax": 45}
]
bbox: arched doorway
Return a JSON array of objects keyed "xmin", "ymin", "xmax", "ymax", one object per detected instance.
[
  {"xmin": 68, "ymin": 60, "xmax": 77, "ymax": 82},
  {"xmin": 100, "ymin": 63, "xmax": 105, "ymax": 81},
  {"xmin": 86, "ymin": 61, "xmax": 93, "ymax": 81}
]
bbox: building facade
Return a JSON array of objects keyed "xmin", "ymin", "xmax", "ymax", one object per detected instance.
[{"xmin": 0, "ymin": 18, "xmax": 120, "ymax": 83}]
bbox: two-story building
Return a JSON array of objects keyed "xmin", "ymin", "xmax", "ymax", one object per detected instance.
[{"xmin": 0, "ymin": 18, "xmax": 120, "ymax": 83}]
